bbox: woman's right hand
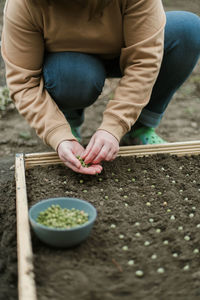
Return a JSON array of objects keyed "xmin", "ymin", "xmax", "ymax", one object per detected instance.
[{"xmin": 57, "ymin": 140, "xmax": 103, "ymax": 175}]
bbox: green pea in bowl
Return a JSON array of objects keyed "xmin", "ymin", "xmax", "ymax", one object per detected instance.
[{"xmin": 29, "ymin": 197, "xmax": 97, "ymax": 248}]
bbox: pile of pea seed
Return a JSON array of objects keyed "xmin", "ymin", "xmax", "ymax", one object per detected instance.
[
  {"xmin": 77, "ymin": 155, "xmax": 90, "ymax": 167},
  {"xmin": 37, "ymin": 204, "xmax": 89, "ymax": 229}
]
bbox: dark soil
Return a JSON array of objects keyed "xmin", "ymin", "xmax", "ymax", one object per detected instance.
[
  {"xmin": 0, "ymin": 162, "xmax": 17, "ymax": 300},
  {"xmin": 26, "ymin": 155, "xmax": 200, "ymax": 300}
]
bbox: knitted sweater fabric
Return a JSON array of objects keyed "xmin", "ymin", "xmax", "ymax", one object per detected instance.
[{"xmin": 1, "ymin": 0, "xmax": 166, "ymax": 150}]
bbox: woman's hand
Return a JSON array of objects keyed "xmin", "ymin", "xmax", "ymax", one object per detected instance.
[
  {"xmin": 82, "ymin": 130, "xmax": 119, "ymax": 165},
  {"xmin": 57, "ymin": 140, "xmax": 103, "ymax": 175}
]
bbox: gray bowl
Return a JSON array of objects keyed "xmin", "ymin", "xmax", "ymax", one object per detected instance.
[{"xmin": 29, "ymin": 197, "xmax": 97, "ymax": 248}]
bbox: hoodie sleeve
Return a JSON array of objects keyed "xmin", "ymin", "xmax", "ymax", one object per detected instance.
[
  {"xmin": 1, "ymin": 0, "xmax": 75, "ymax": 151},
  {"xmin": 98, "ymin": 0, "xmax": 166, "ymax": 141}
]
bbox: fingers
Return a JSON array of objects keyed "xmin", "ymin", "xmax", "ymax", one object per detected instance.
[
  {"xmin": 105, "ymin": 149, "xmax": 118, "ymax": 162},
  {"xmin": 83, "ymin": 138, "xmax": 103, "ymax": 164},
  {"xmin": 92, "ymin": 146, "xmax": 118, "ymax": 164},
  {"xmin": 63, "ymin": 160, "xmax": 102, "ymax": 175},
  {"xmin": 83, "ymin": 136, "xmax": 95, "ymax": 158},
  {"xmin": 59, "ymin": 148, "xmax": 82, "ymax": 169},
  {"xmin": 60, "ymin": 148, "xmax": 102, "ymax": 175},
  {"xmin": 83, "ymin": 130, "xmax": 119, "ymax": 164},
  {"xmin": 57, "ymin": 132, "xmax": 118, "ymax": 174},
  {"xmin": 60, "ymin": 151, "xmax": 103, "ymax": 175},
  {"xmin": 58, "ymin": 140, "xmax": 84, "ymax": 170},
  {"xmin": 92, "ymin": 145, "xmax": 109, "ymax": 164},
  {"xmin": 83, "ymin": 137, "xmax": 103, "ymax": 164},
  {"xmin": 57, "ymin": 141, "xmax": 103, "ymax": 175}
]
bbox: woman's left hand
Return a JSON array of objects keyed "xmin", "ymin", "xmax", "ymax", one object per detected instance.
[{"xmin": 82, "ymin": 130, "xmax": 119, "ymax": 165}]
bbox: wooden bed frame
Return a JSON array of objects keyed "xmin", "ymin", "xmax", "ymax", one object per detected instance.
[{"xmin": 15, "ymin": 141, "xmax": 200, "ymax": 300}]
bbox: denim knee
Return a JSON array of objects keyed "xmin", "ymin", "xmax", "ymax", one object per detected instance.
[
  {"xmin": 166, "ymin": 12, "xmax": 200, "ymax": 56},
  {"xmin": 140, "ymin": 12, "xmax": 200, "ymax": 121},
  {"xmin": 43, "ymin": 52, "xmax": 106, "ymax": 110},
  {"xmin": 180, "ymin": 12, "xmax": 200, "ymax": 53}
]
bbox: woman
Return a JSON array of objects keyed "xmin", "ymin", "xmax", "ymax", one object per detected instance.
[{"xmin": 1, "ymin": 0, "xmax": 200, "ymax": 174}]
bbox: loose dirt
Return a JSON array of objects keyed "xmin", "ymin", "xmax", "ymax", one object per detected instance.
[{"xmin": 26, "ymin": 154, "xmax": 200, "ymax": 300}]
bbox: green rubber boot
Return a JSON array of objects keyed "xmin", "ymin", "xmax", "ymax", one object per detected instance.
[
  {"xmin": 120, "ymin": 127, "xmax": 167, "ymax": 146},
  {"xmin": 71, "ymin": 126, "xmax": 82, "ymax": 143}
]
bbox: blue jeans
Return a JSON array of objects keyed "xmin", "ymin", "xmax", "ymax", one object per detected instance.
[{"xmin": 43, "ymin": 11, "xmax": 200, "ymax": 129}]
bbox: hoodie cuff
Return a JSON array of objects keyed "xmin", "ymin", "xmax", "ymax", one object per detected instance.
[
  {"xmin": 46, "ymin": 124, "xmax": 77, "ymax": 151},
  {"xmin": 98, "ymin": 114, "xmax": 128, "ymax": 142}
]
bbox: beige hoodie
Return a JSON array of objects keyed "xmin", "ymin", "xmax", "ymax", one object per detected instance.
[{"xmin": 1, "ymin": 0, "xmax": 166, "ymax": 150}]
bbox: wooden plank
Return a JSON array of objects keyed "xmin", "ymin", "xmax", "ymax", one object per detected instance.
[
  {"xmin": 119, "ymin": 140, "xmax": 200, "ymax": 151},
  {"xmin": 15, "ymin": 154, "xmax": 37, "ymax": 300},
  {"xmin": 120, "ymin": 150, "xmax": 200, "ymax": 157},
  {"xmin": 16, "ymin": 140, "xmax": 200, "ymax": 296},
  {"xmin": 24, "ymin": 141, "xmax": 200, "ymax": 168}
]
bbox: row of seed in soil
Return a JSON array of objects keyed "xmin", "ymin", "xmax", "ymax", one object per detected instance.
[{"xmin": 27, "ymin": 155, "xmax": 200, "ymax": 278}]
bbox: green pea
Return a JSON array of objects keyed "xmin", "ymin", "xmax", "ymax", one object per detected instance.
[
  {"xmin": 76, "ymin": 156, "xmax": 90, "ymax": 168},
  {"xmin": 37, "ymin": 205, "xmax": 89, "ymax": 229}
]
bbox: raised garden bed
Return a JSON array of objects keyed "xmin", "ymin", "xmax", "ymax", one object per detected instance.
[{"xmin": 15, "ymin": 142, "xmax": 200, "ymax": 300}]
